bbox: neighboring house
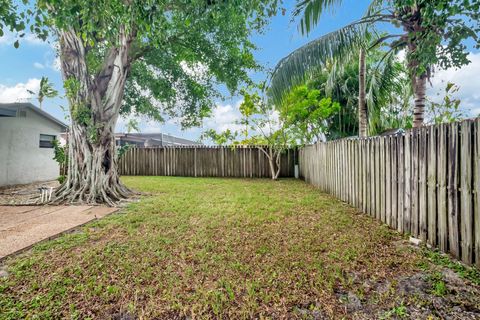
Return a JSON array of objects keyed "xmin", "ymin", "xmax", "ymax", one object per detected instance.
[
  {"xmin": 115, "ymin": 133, "xmax": 202, "ymax": 148},
  {"xmin": 0, "ymin": 103, "xmax": 67, "ymax": 187}
]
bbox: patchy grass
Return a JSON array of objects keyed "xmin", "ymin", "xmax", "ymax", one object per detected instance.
[
  {"xmin": 0, "ymin": 177, "xmax": 478, "ymax": 319},
  {"xmin": 427, "ymin": 272, "xmax": 449, "ymax": 297},
  {"xmin": 421, "ymin": 248, "xmax": 480, "ymax": 286},
  {"xmin": 380, "ymin": 302, "xmax": 408, "ymax": 319}
]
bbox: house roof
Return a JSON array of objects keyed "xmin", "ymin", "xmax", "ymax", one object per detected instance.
[
  {"xmin": 115, "ymin": 132, "xmax": 202, "ymax": 146},
  {"xmin": 0, "ymin": 103, "xmax": 68, "ymax": 130}
]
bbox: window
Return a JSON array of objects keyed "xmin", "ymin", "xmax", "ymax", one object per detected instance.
[{"xmin": 39, "ymin": 134, "xmax": 56, "ymax": 148}]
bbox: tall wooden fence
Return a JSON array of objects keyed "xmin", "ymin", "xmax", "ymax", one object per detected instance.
[
  {"xmin": 299, "ymin": 119, "xmax": 480, "ymax": 266},
  {"xmin": 118, "ymin": 146, "xmax": 295, "ymax": 178}
]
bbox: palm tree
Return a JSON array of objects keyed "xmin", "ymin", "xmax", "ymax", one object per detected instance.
[
  {"xmin": 28, "ymin": 76, "xmax": 58, "ymax": 109},
  {"xmin": 305, "ymin": 49, "xmax": 407, "ymax": 138},
  {"xmin": 269, "ymin": 27, "xmax": 403, "ymax": 136},
  {"xmin": 269, "ymin": 0, "xmax": 439, "ymax": 128},
  {"xmin": 358, "ymin": 48, "xmax": 367, "ymax": 136}
]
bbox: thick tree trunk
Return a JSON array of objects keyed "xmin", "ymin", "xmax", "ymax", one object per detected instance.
[
  {"xmin": 54, "ymin": 121, "xmax": 130, "ymax": 206},
  {"xmin": 358, "ymin": 48, "xmax": 367, "ymax": 137},
  {"xmin": 413, "ymin": 73, "xmax": 427, "ymax": 128},
  {"xmin": 51, "ymin": 28, "xmax": 134, "ymax": 206}
]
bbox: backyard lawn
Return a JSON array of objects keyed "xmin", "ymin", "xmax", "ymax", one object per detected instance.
[{"xmin": 1, "ymin": 177, "xmax": 479, "ymax": 319}]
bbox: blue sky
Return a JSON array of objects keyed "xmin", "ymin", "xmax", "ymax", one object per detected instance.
[{"xmin": 1, "ymin": 1, "xmax": 479, "ymax": 141}]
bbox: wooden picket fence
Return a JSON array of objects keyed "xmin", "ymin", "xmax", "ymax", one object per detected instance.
[
  {"xmin": 118, "ymin": 146, "xmax": 296, "ymax": 178},
  {"xmin": 299, "ymin": 118, "xmax": 480, "ymax": 266}
]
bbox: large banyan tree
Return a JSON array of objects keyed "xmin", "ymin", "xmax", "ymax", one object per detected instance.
[{"xmin": 18, "ymin": 0, "xmax": 280, "ymax": 205}]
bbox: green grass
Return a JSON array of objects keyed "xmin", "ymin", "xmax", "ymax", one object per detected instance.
[
  {"xmin": 427, "ymin": 272, "xmax": 449, "ymax": 297},
  {"xmin": 0, "ymin": 177, "xmax": 428, "ymax": 318}
]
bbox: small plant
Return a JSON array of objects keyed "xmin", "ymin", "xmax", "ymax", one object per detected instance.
[
  {"xmin": 427, "ymin": 272, "xmax": 448, "ymax": 297},
  {"xmin": 52, "ymin": 139, "xmax": 68, "ymax": 184},
  {"xmin": 57, "ymin": 175, "xmax": 66, "ymax": 184},
  {"xmin": 52, "ymin": 139, "xmax": 67, "ymax": 165},
  {"xmin": 427, "ymin": 82, "xmax": 465, "ymax": 124},
  {"xmin": 381, "ymin": 302, "xmax": 408, "ymax": 319}
]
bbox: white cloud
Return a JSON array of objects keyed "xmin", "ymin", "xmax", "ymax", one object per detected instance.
[
  {"xmin": 203, "ymin": 101, "xmax": 244, "ymax": 133},
  {"xmin": 427, "ymin": 51, "xmax": 480, "ymax": 117},
  {"xmin": 115, "ymin": 100, "xmax": 245, "ymax": 138},
  {"xmin": 260, "ymin": 109, "xmax": 281, "ymax": 133},
  {"xmin": 396, "ymin": 49, "xmax": 480, "ymax": 117},
  {"xmin": 33, "ymin": 62, "xmax": 45, "ymax": 69},
  {"xmin": 23, "ymin": 33, "xmax": 48, "ymax": 46},
  {"xmin": 0, "ymin": 30, "xmax": 53, "ymax": 47},
  {"xmin": 0, "ymin": 79, "xmax": 40, "ymax": 103}
]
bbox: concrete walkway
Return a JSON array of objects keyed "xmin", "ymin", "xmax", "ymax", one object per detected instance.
[{"xmin": 0, "ymin": 205, "xmax": 118, "ymax": 259}]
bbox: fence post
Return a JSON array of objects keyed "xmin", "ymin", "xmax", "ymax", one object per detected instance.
[
  {"xmin": 475, "ymin": 119, "xmax": 480, "ymax": 267},
  {"xmin": 460, "ymin": 121, "xmax": 473, "ymax": 264},
  {"xmin": 194, "ymin": 147, "xmax": 197, "ymax": 177}
]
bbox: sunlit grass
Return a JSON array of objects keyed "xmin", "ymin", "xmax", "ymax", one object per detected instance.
[{"xmin": 0, "ymin": 177, "xmax": 427, "ymax": 318}]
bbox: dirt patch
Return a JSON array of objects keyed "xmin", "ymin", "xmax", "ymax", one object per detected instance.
[
  {"xmin": 0, "ymin": 181, "xmax": 59, "ymax": 205},
  {"xmin": 333, "ymin": 242, "xmax": 480, "ymax": 319}
]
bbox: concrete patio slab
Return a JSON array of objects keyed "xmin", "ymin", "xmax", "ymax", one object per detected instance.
[
  {"xmin": 0, "ymin": 205, "xmax": 118, "ymax": 259},
  {"xmin": 0, "ymin": 206, "xmax": 62, "ymax": 231}
]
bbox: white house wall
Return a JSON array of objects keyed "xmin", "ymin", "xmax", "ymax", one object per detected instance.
[{"xmin": 0, "ymin": 109, "xmax": 64, "ymax": 187}]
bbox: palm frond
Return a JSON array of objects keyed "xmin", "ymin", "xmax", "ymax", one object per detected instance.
[
  {"xmin": 366, "ymin": 49, "xmax": 409, "ymax": 134},
  {"xmin": 294, "ymin": 0, "xmax": 344, "ymax": 35},
  {"xmin": 365, "ymin": 0, "xmax": 393, "ymax": 17},
  {"xmin": 267, "ymin": 23, "xmax": 366, "ymax": 105},
  {"xmin": 324, "ymin": 49, "xmax": 357, "ymax": 95}
]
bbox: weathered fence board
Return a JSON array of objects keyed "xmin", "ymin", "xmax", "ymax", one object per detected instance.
[
  {"xmin": 419, "ymin": 128, "xmax": 427, "ymax": 241},
  {"xmin": 438, "ymin": 124, "xmax": 448, "ymax": 252},
  {"xmin": 299, "ymin": 119, "xmax": 479, "ymax": 265},
  {"xmin": 427, "ymin": 125, "xmax": 437, "ymax": 247},
  {"xmin": 412, "ymin": 130, "xmax": 419, "ymax": 238},
  {"xmin": 404, "ymin": 132, "xmax": 412, "ymax": 233},
  {"xmin": 391, "ymin": 136, "xmax": 397, "ymax": 230},
  {"xmin": 460, "ymin": 121, "xmax": 473, "ymax": 264},
  {"xmin": 386, "ymin": 137, "xmax": 392, "ymax": 226},
  {"xmin": 448, "ymin": 123, "xmax": 460, "ymax": 258},
  {"xmin": 397, "ymin": 135, "xmax": 404, "ymax": 233},
  {"xmin": 475, "ymin": 119, "xmax": 480, "ymax": 267},
  {"xmin": 119, "ymin": 146, "xmax": 295, "ymax": 178}
]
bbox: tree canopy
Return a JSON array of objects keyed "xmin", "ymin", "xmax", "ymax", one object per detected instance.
[
  {"xmin": 3, "ymin": 0, "xmax": 282, "ymax": 205},
  {"xmin": 0, "ymin": 0, "xmax": 24, "ymax": 43},
  {"xmin": 31, "ymin": 0, "xmax": 280, "ymax": 127},
  {"xmin": 269, "ymin": 0, "xmax": 480, "ymax": 129},
  {"xmin": 279, "ymin": 85, "xmax": 340, "ymax": 144}
]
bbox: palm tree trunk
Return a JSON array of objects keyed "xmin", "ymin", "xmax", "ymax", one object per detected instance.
[
  {"xmin": 413, "ymin": 73, "xmax": 427, "ymax": 127},
  {"xmin": 358, "ymin": 48, "xmax": 367, "ymax": 137}
]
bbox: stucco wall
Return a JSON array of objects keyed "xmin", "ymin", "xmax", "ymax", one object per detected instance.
[{"xmin": 0, "ymin": 109, "xmax": 65, "ymax": 187}]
